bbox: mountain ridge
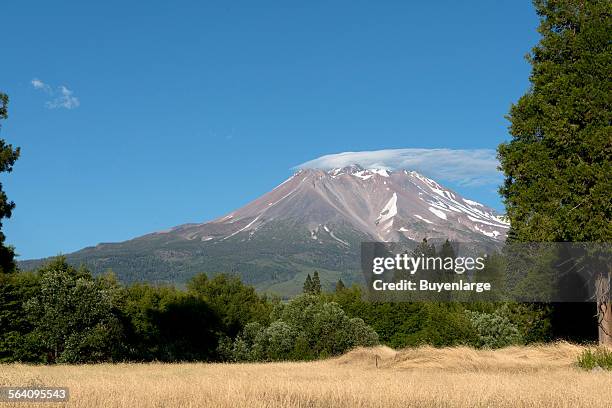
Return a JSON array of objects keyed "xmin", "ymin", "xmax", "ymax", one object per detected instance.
[{"xmin": 18, "ymin": 165, "xmax": 508, "ymax": 296}]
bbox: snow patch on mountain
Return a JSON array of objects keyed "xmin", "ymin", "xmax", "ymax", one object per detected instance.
[
  {"xmin": 467, "ymin": 215, "xmax": 505, "ymax": 227},
  {"xmin": 429, "ymin": 207, "xmax": 448, "ymax": 220},
  {"xmin": 370, "ymin": 168, "xmax": 390, "ymax": 177},
  {"xmin": 474, "ymin": 225, "xmax": 501, "ymax": 238},
  {"xmin": 414, "ymin": 214, "xmax": 434, "ymax": 224},
  {"xmin": 223, "ymin": 214, "xmax": 262, "ymax": 240},
  {"xmin": 268, "ymin": 188, "xmax": 297, "ymax": 207},
  {"xmin": 352, "ymin": 170, "xmax": 373, "ymax": 180},
  {"xmin": 329, "ymin": 230, "xmax": 349, "ymax": 246},
  {"xmin": 463, "ymin": 198, "xmax": 482, "ymax": 207},
  {"xmin": 376, "ymin": 193, "xmax": 398, "ymax": 226}
]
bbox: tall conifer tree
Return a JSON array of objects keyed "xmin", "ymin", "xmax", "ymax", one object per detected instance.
[
  {"xmin": 0, "ymin": 93, "xmax": 20, "ymax": 273},
  {"xmin": 303, "ymin": 274, "xmax": 313, "ymax": 294},
  {"xmin": 312, "ymin": 271, "xmax": 322, "ymax": 295},
  {"xmin": 498, "ymin": 1, "xmax": 611, "ymax": 344}
]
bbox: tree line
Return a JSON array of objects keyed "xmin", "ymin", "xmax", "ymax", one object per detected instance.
[
  {"xmin": 0, "ymin": 257, "xmax": 379, "ymax": 363},
  {"xmin": 2, "ymin": 253, "xmax": 556, "ymax": 364}
]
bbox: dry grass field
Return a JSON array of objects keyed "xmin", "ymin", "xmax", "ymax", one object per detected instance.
[{"xmin": 1, "ymin": 343, "xmax": 611, "ymax": 408}]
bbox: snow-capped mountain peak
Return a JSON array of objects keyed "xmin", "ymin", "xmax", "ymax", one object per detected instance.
[{"xmin": 179, "ymin": 165, "xmax": 509, "ymax": 244}]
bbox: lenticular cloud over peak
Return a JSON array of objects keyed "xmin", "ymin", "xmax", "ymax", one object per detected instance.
[{"xmin": 295, "ymin": 148, "xmax": 501, "ymax": 186}]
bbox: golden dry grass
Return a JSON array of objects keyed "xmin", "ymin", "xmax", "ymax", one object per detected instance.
[{"xmin": 1, "ymin": 343, "xmax": 611, "ymax": 408}]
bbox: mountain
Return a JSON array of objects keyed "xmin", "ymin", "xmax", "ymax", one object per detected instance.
[{"xmin": 19, "ymin": 165, "xmax": 509, "ymax": 296}]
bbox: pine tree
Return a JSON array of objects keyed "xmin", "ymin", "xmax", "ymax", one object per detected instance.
[
  {"xmin": 335, "ymin": 279, "xmax": 346, "ymax": 293},
  {"xmin": 439, "ymin": 239, "xmax": 456, "ymax": 259},
  {"xmin": 412, "ymin": 238, "xmax": 436, "ymax": 258},
  {"xmin": 438, "ymin": 239, "xmax": 458, "ymax": 285},
  {"xmin": 499, "ymin": 0, "xmax": 611, "ymax": 243},
  {"xmin": 0, "ymin": 93, "xmax": 20, "ymax": 274},
  {"xmin": 303, "ymin": 274, "xmax": 313, "ymax": 294},
  {"xmin": 498, "ymin": 0, "xmax": 611, "ymax": 344},
  {"xmin": 311, "ymin": 271, "xmax": 322, "ymax": 295}
]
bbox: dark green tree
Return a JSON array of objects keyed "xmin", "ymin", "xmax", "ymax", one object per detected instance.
[
  {"xmin": 335, "ymin": 279, "xmax": 346, "ymax": 293},
  {"xmin": 120, "ymin": 282, "xmax": 221, "ymax": 362},
  {"xmin": 25, "ymin": 258, "xmax": 125, "ymax": 363},
  {"xmin": 311, "ymin": 271, "xmax": 322, "ymax": 295},
  {"xmin": 303, "ymin": 273, "xmax": 313, "ymax": 294},
  {"xmin": 0, "ymin": 93, "xmax": 20, "ymax": 273},
  {"xmin": 413, "ymin": 238, "xmax": 436, "ymax": 258},
  {"xmin": 329, "ymin": 285, "xmax": 480, "ymax": 348},
  {"xmin": 438, "ymin": 239, "xmax": 457, "ymax": 285},
  {"xmin": 439, "ymin": 239, "xmax": 456, "ymax": 259},
  {"xmin": 150, "ymin": 294, "xmax": 220, "ymax": 361},
  {"xmin": 498, "ymin": 0, "xmax": 611, "ymax": 344},
  {"xmin": 0, "ymin": 271, "xmax": 44, "ymax": 362},
  {"xmin": 187, "ymin": 273, "xmax": 271, "ymax": 337}
]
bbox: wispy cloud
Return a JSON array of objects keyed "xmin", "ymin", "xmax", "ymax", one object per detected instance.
[
  {"xmin": 295, "ymin": 148, "xmax": 501, "ymax": 186},
  {"xmin": 46, "ymin": 86, "xmax": 80, "ymax": 110},
  {"xmin": 31, "ymin": 78, "xmax": 80, "ymax": 110},
  {"xmin": 31, "ymin": 78, "xmax": 51, "ymax": 92}
]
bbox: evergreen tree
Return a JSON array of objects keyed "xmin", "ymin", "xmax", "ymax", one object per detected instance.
[
  {"xmin": 438, "ymin": 239, "xmax": 458, "ymax": 288},
  {"xmin": 412, "ymin": 238, "xmax": 436, "ymax": 258},
  {"xmin": 439, "ymin": 239, "xmax": 456, "ymax": 259},
  {"xmin": 303, "ymin": 274, "xmax": 313, "ymax": 294},
  {"xmin": 312, "ymin": 271, "xmax": 322, "ymax": 295},
  {"xmin": 335, "ymin": 279, "xmax": 346, "ymax": 293},
  {"xmin": 498, "ymin": 0, "xmax": 611, "ymax": 344},
  {"xmin": 498, "ymin": 0, "xmax": 611, "ymax": 243},
  {"xmin": 0, "ymin": 93, "xmax": 20, "ymax": 273}
]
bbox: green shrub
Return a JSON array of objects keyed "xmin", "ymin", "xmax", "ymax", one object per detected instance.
[
  {"xmin": 265, "ymin": 321, "xmax": 297, "ymax": 360},
  {"xmin": 230, "ymin": 294, "xmax": 378, "ymax": 361},
  {"xmin": 577, "ymin": 347, "xmax": 612, "ymax": 370},
  {"xmin": 466, "ymin": 305, "xmax": 523, "ymax": 349},
  {"xmin": 415, "ymin": 303, "xmax": 479, "ymax": 347}
]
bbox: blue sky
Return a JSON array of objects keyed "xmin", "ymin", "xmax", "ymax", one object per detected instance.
[{"xmin": 2, "ymin": 1, "xmax": 539, "ymax": 259}]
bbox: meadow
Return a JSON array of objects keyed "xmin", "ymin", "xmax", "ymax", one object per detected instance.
[{"xmin": 1, "ymin": 343, "xmax": 611, "ymax": 408}]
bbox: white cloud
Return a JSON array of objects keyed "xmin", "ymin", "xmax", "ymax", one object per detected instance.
[
  {"xmin": 31, "ymin": 79, "xmax": 80, "ymax": 110},
  {"xmin": 31, "ymin": 78, "xmax": 51, "ymax": 93},
  {"xmin": 46, "ymin": 86, "xmax": 80, "ymax": 110},
  {"xmin": 295, "ymin": 148, "xmax": 501, "ymax": 186}
]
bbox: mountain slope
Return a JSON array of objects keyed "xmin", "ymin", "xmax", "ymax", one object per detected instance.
[{"xmin": 19, "ymin": 166, "xmax": 508, "ymax": 295}]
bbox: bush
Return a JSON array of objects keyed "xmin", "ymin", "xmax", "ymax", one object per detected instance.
[
  {"xmin": 230, "ymin": 294, "xmax": 378, "ymax": 361},
  {"xmin": 466, "ymin": 305, "xmax": 523, "ymax": 349},
  {"xmin": 264, "ymin": 321, "xmax": 297, "ymax": 360},
  {"xmin": 577, "ymin": 347, "xmax": 612, "ymax": 370}
]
